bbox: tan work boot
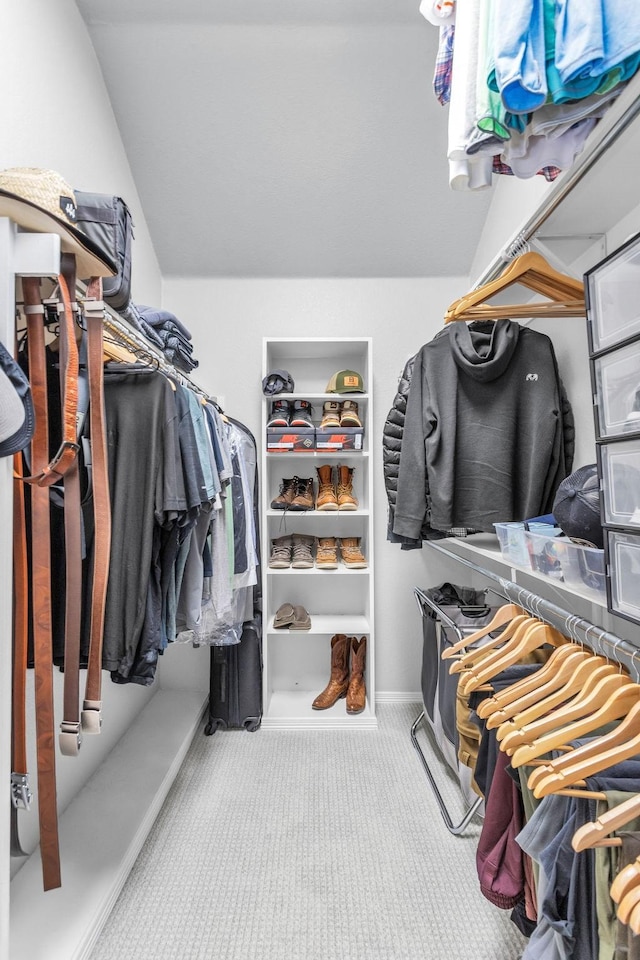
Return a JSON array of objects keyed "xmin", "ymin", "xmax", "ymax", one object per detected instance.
[
  {"xmin": 339, "ymin": 537, "xmax": 367, "ymax": 569},
  {"xmin": 337, "ymin": 465, "xmax": 358, "ymax": 510},
  {"xmin": 291, "ymin": 533, "xmax": 315, "ymax": 569},
  {"xmin": 270, "ymin": 477, "xmax": 297, "ymax": 511},
  {"xmin": 290, "ymin": 477, "xmax": 314, "ymax": 511},
  {"xmin": 316, "ymin": 536, "xmax": 338, "ymax": 570},
  {"xmin": 346, "ymin": 637, "xmax": 367, "ymax": 714},
  {"xmin": 315, "ymin": 464, "xmax": 339, "ymax": 511},
  {"xmin": 312, "ymin": 634, "xmax": 350, "ymax": 709},
  {"xmin": 268, "ymin": 535, "xmax": 293, "ymax": 568}
]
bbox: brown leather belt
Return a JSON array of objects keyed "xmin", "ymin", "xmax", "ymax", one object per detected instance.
[
  {"xmin": 81, "ymin": 278, "xmax": 111, "ymax": 735},
  {"xmin": 58, "ymin": 256, "xmax": 84, "ymax": 756},
  {"xmin": 11, "ymin": 449, "xmax": 32, "ymax": 858},
  {"xmin": 22, "ymin": 275, "xmax": 62, "ymax": 891}
]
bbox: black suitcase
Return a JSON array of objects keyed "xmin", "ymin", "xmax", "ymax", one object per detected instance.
[{"xmin": 204, "ymin": 618, "xmax": 262, "ymax": 735}]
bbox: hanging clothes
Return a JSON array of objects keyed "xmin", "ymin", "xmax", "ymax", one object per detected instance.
[{"xmin": 393, "ymin": 320, "xmax": 574, "ymax": 537}]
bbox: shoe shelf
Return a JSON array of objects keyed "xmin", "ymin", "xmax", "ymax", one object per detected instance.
[{"xmin": 261, "ymin": 337, "xmax": 376, "ymax": 730}]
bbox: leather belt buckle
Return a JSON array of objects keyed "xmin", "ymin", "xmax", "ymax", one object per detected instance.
[
  {"xmin": 10, "ymin": 772, "xmax": 32, "ymax": 811},
  {"xmin": 81, "ymin": 700, "xmax": 103, "ymax": 735},
  {"xmin": 59, "ymin": 721, "xmax": 83, "ymax": 756}
]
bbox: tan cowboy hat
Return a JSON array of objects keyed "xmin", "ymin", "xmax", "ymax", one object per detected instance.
[{"xmin": 0, "ymin": 167, "xmax": 117, "ymax": 280}]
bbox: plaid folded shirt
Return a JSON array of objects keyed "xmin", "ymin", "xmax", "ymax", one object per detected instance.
[{"xmin": 433, "ymin": 24, "xmax": 455, "ymax": 105}]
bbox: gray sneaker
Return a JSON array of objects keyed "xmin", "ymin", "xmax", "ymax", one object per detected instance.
[
  {"xmin": 268, "ymin": 535, "xmax": 293, "ymax": 568},
  {"xmin": 291, "ymin": 533, "xmax": 315, "ymax": 569}
]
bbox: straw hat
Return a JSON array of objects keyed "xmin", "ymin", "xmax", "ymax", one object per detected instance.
[{"xmin": 0, "ymin": 167, "xmax": 116, "ymax": 280}]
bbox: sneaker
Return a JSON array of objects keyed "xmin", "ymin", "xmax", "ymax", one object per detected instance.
[
  {"xmin": 290, "ymin": 399, "xmax": 314, "ymax": 428},
  {"xmin": 267, "ymin": 399, "xmax": 292, "ymax": 427},
  {"xmin": 271, "ymin": 477, "xmax": 298, "ymax": 510},
  {"xmin": 339, "ymin": 537, "xmax": 367, "ymax": 569},
  {"xmin": 340, "ymin": 399, "xmax": 361, "ymax": 428},
  {"xmin": 290, "ymin": 477, "xmax": 315, "ymax": 511},
  {"xmin": 291, "ymin": 533, "xmax": 315, "ymax": 569},
  {"xmin": 269, "ymin": 535, "xmax": 293, "ymax": 568},
  {"xmin": 320, "ymin": 400, "xmax": 341, "ymax": 429},
  {"xmin": 316, "ymin": 537, "xmax": 339, "ymax": 569}
]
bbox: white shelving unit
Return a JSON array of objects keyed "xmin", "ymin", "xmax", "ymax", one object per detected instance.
[{"xmin": 261, "ymin": 338, "xmax": 376, "ymax": 729}]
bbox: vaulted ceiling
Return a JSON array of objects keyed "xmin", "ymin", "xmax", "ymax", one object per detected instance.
[{"xmin": 76, "ymin": 0, "xmax": 492, "ymax": 278}]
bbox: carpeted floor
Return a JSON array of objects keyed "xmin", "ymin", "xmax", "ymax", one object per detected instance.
[{"xmin": 88, "ymin": 703, "xmax": 527, "ymax": 960}]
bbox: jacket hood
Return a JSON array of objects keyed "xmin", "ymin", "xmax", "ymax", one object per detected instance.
[{"xmin": 448, "ymin": 320, "xmax": 519, "ymax": 382}]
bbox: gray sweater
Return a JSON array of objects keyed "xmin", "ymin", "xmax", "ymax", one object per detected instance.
[{"xmin": 393, "ymin": 321, "xmax": 574, "ymax": 537}]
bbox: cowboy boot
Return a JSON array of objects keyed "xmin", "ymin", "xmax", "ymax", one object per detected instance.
[
  {"xmin": 337, "ymin": 464, "xmax": 358, "ymax": 510},
  {"xmin": 315, "ymin": 464, "xmax": 338, "ymax": 511},
  {"xmin": 312, "ymin": 634, "xmax": 350, "ymax": 709},
  {"xmin": 346, "ymin": 636, "xmax": 367, "ymax": 715}
]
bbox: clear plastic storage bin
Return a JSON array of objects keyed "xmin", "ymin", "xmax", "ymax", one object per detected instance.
[
  {"xmin": 523, "ymin": 529, "xmax": 564, "ymax": 579},
  {"xmin": 601, "ymin": 439, "xmax": 640, "ymax": 527},
  {"xmin": 586, "ymin": 230, "xmax": 640, "ymax": 353},
  {"xmin": 494, "ymin": 522, "xmax": 559, "ymax": 568},
  {"xmin": 593, "ymin": 339, "xmax": 640, "ymax": 439},
  {"xmin": 607, "ymin": 530, "xmax": 640, "ymax": 621},
  {"xmin": 553, "ymin": 537, "xmax": 606, "ymax": 598}
]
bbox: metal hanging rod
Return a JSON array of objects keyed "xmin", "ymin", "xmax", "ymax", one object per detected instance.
[
  {"xmin": 427, "ymin": 541, "xmax": 640, "ymax": 682},
  {"xmin": 76, "ymin": 281, "xmax": 215, "ymax": 403}
]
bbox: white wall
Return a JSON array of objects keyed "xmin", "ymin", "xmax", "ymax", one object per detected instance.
[
  {"xmin": 0, "ymin": 0, "xmax": 176, "ymax": 882},
  {"xmin": 161, "ymin": 275, "xmax": 474, "ymax": 697}
]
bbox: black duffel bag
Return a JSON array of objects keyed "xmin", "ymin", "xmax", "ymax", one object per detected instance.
[{"xmin": 74, "ymin": 191, "xmax": 134, "ymax": 312}]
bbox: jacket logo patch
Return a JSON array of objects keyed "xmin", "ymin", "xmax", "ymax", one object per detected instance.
[{"xmin": 525, "ymin": 373, "xmax": 539, "ymax": 381}]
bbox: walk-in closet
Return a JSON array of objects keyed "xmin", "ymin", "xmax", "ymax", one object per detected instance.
[{"xmin": 3, "ymin": 2, "xmax": 640, "ymax": 959}]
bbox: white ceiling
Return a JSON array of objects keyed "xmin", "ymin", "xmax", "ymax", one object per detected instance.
[{"xmin": 76, "ymin": 0, "xmax": 492, "ymax": 278}]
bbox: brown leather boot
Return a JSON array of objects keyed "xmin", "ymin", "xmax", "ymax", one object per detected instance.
[
  {"xmin": 312, "ymin": 634, "xmax": 350, "ymax": 709},
  {"xmin": 346, "ymin": 636, "xmax": 367, "ymax": 714},
  {"xmin": 270, "ymin": 477, "xmax": 297, "ymax": 510},
  {"xmin": 290, "ymin": 477, "xmax": 314, "ymax": 511},
  {"xmin": 315, "ymin": 464, "xmax": 338, "ymax": 511},
  {"xmin": 337, "ymin": 465, "xmax": 358, "ymax": 510}
]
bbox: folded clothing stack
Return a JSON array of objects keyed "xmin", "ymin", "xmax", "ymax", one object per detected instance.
[{"xmin": 135, "ymin": 303, "xmax": 199, "ymax": 373}]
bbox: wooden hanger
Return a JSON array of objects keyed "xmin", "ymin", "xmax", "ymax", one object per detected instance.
[
  {"xmin": 444, "ymin": 251, "xmax": 586, "ymax": 323},
  {"xmin": 529, "ymin": 699, "xmax": 640, "ymax": 798},
  {"xmin": 441, "ymin": 603, "xmax": 525, "ymax": 660},
  {"xmin": 572, "ymin": 794, "xmax": 640, "ymax": 852},
  {"xmin": 458, "ymin": 620, "xmax": 563, "ymax": 695},
  {"xmin": 497, "ymin": 657, "xmax": 617, "ymax": 749},
  {"xmin": 479, "ymin": 646, "xmax": 591, "ymax": 725},
  {"xmin": 449, "ymin": 614, "xmax": 531, "ymax": 674},
  {"xmin": 612, "ymin": 857, "xmax": 640, "ymax": 905},
  {"xmin": 511, "ymin": 678, "xmax": 640, "ymax": 784},
  {"xmin": 506, "ymin": 666, "xmax": 631, "ymax": 759}
]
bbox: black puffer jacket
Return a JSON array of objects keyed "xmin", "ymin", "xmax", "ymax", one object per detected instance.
[
  {"xmin": 383, "ymin": 354, "xmax": 415, "ymax": 514},
  {"xmin": 383, "ymin": 355, "xmax": 425, "ymax": 547}
]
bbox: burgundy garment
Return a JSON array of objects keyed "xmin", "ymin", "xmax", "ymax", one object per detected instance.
[{"xmin": 476, "ymin": 748, "xmax": 526, "ymax": 909}]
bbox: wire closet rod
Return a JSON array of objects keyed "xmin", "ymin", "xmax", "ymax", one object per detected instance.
[
  {"xmin": 77, "ymin": 281, "xmax": 216, "ymax": 404},
  {"xmin": 427, "ymin": 541, "xmax": 640, "ymax": 682}
]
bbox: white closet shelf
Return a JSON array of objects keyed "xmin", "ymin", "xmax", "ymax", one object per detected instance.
[
  {"xmin": 431, "ymin": 533, "xmax": 640, "ymax": 645},
  {"xmin": 265, "ymin": 508, "xmax": 370, "ymax": 517},
  {"xmin": 267, "ymin": 392, "xmax": 369, "ymax": 401},
  {"xmin": 267, "ymin": 567, "xmax": 370, "ymax": 576},
  {"xmin": 9, "ymin": 688, "xmax": 208, "ymax": 960},
  {"xmin": 267, "ymin": 614, "xmax": 370, "ymax": 635},
  {"xmin": 262, "ymin": 691, "xmax": 376, "ymax": 730},
  {"xmin": 266, "ymin": 451, "xmax": 369, "ymax": 459}
]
